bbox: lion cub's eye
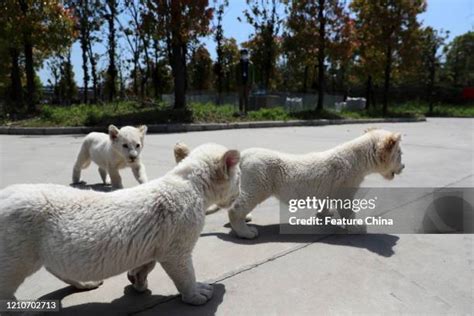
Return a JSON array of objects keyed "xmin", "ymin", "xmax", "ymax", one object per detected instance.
[
  {"xmin": 136, "ymin": 144, "xmax": 140, "ymax": 148},
  {"xmin": 122, "ymin": 144, "xmax": 129, "ymax": 149}
]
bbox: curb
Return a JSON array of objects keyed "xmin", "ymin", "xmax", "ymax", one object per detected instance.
[{"xmin": 0, "ymin": 117, "xmax": 426, "ymax": 135}]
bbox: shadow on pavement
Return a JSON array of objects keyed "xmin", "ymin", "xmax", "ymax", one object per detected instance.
[
  {"xmin": 37, "ymin": 283, "xmax": 226, "ymax": 316},
  {"xmin": 202, "ymin": 224, "xmax": 399, "ymax": 257},
  {"xmin": 136, "ymin": 283, "xmax": 226, "ymax": 316}
]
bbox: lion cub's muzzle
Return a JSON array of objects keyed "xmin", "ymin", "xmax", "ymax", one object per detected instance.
[{"xmin": 395, "ymin": 164, "xmax": 405, "ymax": 175}]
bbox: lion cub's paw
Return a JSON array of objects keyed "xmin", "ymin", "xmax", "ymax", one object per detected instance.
[
  {"xmin": 245, "ymin": 213, "xmax": 252, "ymax": 222},
  {"xmin": 127, "ymin": 273, "xmax": 148, "ymax": 293},
  {"xmin": 182, "ymin": 283, "xmax": 214, "ymax": 305},
  {"xmin": 235, "ymin": 226, "xmax": 259, "ymax": 239},
  {"xmin": 74, "ymin": 280, "xmax": 103, "ymax": 290}
]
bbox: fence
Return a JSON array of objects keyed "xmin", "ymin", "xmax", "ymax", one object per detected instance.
[
  {"xmin": 38, "ymin": 87, "xmax": 347, "ymax": 113},
  {"xmin": 161, "ymin": 91, "xmax": 345, "ymax": 113}
]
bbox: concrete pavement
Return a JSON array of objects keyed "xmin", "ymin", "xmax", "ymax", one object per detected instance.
[{"xmin": 0, "ymin": 118, "xmax": 473, "ymax": 315}]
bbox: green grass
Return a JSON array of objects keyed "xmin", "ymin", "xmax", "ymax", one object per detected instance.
[
  {"xmin": 391, "ymin": 101, "xmax": 474, "ymax": 117},
  {"xmin": 336, "ymin": 101, "xmax": 473, "ymax": 119},
  {"xmin": 189, "ymin": 103, "xmax": 237, "ymax": 123},
  {"xmin": 2, "ymin": 100, "xmax": 472, "ymax": 127}
]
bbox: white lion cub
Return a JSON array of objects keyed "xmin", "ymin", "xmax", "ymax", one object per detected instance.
[
  {"xmin": 0, "ymin": 143, "xmax": 241, "ymax": 305},
  {"xmin": 175, "ymin": 129, "xmax": 405, "ymax": 239},
  {"xmin": 72, "ymin": 125, "xmax": 148, "ymax": 189}
]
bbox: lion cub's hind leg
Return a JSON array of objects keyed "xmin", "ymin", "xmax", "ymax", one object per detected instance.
[
  {"xmin": 98, "ymin": 167, "xmax": 109, "ymax": 185},
  {"xmin": 72, "ymin": 143, "xmax": 92, "ymax": 184},
  {"xmin": 127, "ymin": 261, "xmax": 156, "ymax": 293}
]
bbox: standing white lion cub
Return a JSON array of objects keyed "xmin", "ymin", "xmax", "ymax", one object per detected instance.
[
  {"xmin": 0, "ymin": 143, "xmax": 241, "ymax": 305},
  {"xmin": 72, "ymin": 125, "xmax": 148, "ymax": 189},
  {"xmin": 175, "ymin": 128, "xmax": 405, "ymax": 239}
]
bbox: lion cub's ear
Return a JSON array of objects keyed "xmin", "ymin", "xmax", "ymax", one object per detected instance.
[
  {"xmin": 222, "ymin": 150, "xmax": 240, "ymax": 176},
  {"xmin": 378, "ymin": 132, "xmax": 401, "ymax": 161},
  {"xmin": 364, "ymin": 127, "xmax": 378, "ymax": 133},
  {"xmin": 109, "ymin": 125, "xmax": 120, "ymax": 141},
  {"xmin": 174, "ymin": 142, "xmax": 190, "ymax": 163},
  {"xmin": 138, "ymin": 125, "xmax": 147, "ymax": 135}
]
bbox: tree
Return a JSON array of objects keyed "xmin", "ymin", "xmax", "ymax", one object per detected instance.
[
  {"xmin": 418, "ymin": 27, "xmax": 448, "ymax": 113},
  {"xmin": 46, "ymin": 55, "xmax": 62, "ymax": 103},
  {"xmin": 77, "ymin": 0, "xmax": 90, "ymax": 103},
  {"xmin": 326, "ymin": 5, "xmax": 358, "ymax": 99},
  {"xmin": 351, "ymin": 0, "xmax": 426, "ymax": 115},
  {"xmin": 145, "ymin": 0, "xmax": 213, "ymax": 109},
  {"xmin": 122, "ymin": 0, "xmax": 157, "ymax": 99},
  {"xmin": 241, "ymin": 0, "xmax": 282, "ymax": 91},
  {"xmin": 0, "ymin": 0, "xmax": 75, "ymax": 112},
  {"xmin": 68, "ymin": 0, "xmax": 102, "ymax": 103},
  {"xmin": 189, "ymin": 45, "xmax": 213, "ymax": 91},
  {"xmin": 444, "ymin": 31, "xmax": 474, "ymax": 87},
  {"xmin": 87, "ymin": 39, "xmax": 100, "ymax": 101},
  {"xmin": 283, "ymin": 0, "xmax": 349, "ymax": 110},
  {"xmin": 57, "ymin": 49, "xmax": 78, "ymax": 105},
  {"xmin": 212, "ymin": 0, "xmax": 229, "ymax": 103},
  {"xmin": 283, "ymin": 2, "xmax": 317, "ymax": 93},
  {"xmin": 150, "ymin": 58, "xmax": 173, "ymax": 96},
  {"xmin": 103, "ymin": 0, "xmax": 119, "ymax": 101},
  {"xmin": 219, "ymin": 37, "xmax": 240, "ymax": 92},
  {"xmin": 118, "ymin": 0, "xmax": 143, "ymax": 96},
  {"xmin": 315, "ymin": 0, "xmax": 326, "ymax": 110},
  {"xmin": 0, "ymin": 3, "xmax": 23, "ymax": 109}
]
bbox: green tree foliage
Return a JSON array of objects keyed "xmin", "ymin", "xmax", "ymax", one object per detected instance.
[
  {"xmin": 0, "ymin": 0, "xmax": 76, "ymax": 112},
  {"xmin": 118, "ymin": 0, "xmax": 146, "ymax": 97},
  {"xmin": 283, "ymin": 0, "xmax": 354, "ymax": 103},
  {"xmin": 150, "ymin": 59, "xmax": 173, "ymax": 96},
  {"xmin": 189, "ymin": 45, "xmax": 213, "ymax": 91},
  {"xmin": 145, "ymin": 0, "xmax": 213, "ymax": 109},
  {"xmin": 218, "ymin": 37, "xmax": 240, "ymax": 92},
  {"xmin": 351, "ymin": 0, "xmax": 426, "ymax": 114},
  {"xmin": 443, "ymin": 31, "xmax": 474, "ymax": 87},
  {"xmin": 241, "ymin": 0, "xmax": 283, "ymax": 91},
  {"xmin": 68, "ymin": 0, "xmax": 102, "ymax": 103},
  {"xmin": 326, "ymin": 5, "xmax": 358, "ymax": 98},
  {"xmin": 57, "ymin": 50, "xmax": 78, "ymax": 105},
  {"xmin": 417, "ymin": 27, "xmax": 448, "ymax": 112},
  {"xmin": 102, "ymin": 0, "xmax": 119, "ymax": 101},
  {"xmin": 2, "ymin": 0, "xmax": 471, "ymax": 116},
  {"xmin": 212, "ymin": 0, "xmax": 229, "ymax": 101}
]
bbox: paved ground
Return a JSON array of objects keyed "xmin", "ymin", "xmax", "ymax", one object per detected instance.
[{"xmin": 0, "ymin": 118, "xmax": 473, "ymax": 315}]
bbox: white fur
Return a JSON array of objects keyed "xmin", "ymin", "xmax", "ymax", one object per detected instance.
[
  {"xmin": 0, "ymin": 143, "xmax": 241, "ymax": 305},
  {"xmin": 175, "ymin": 129, "xmax": 404, "ymax": 239},
  {"xmin": 72, "ymin": 125, "xmax": 148, "ymax": 189}
]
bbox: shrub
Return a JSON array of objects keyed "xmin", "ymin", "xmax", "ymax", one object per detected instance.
[{"xmin": 248, "ymin": 107, "xmax": 289, "ymax": 121}]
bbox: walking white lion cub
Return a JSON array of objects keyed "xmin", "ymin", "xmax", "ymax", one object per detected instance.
[
  {"xmin": 174, "ymin": 128, "xmax": 404, "ymax": 239},
  {"xmin": 72, "ymin": 125, "xmax": 148, "ymax": 189},
  {"xmin": 0, "ymin": 143, "xmax": 241, "ymax": 305}
]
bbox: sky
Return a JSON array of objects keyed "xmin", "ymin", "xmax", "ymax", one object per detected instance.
[{"xmin": 38, "ymin": 0, "xmax": 474, "ymax": 87}]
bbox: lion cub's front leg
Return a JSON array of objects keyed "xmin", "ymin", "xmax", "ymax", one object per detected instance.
[
  {"xmin": 161, "ymin": 254, "xmax": 213, "ymax": 305},
  {"xmin": 132, "ymin": 163, "xmax": 148, "ymax": 184},
  {"xmin": 108, "ymin": 168, "xmax": 123, "ymax": 189}
]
